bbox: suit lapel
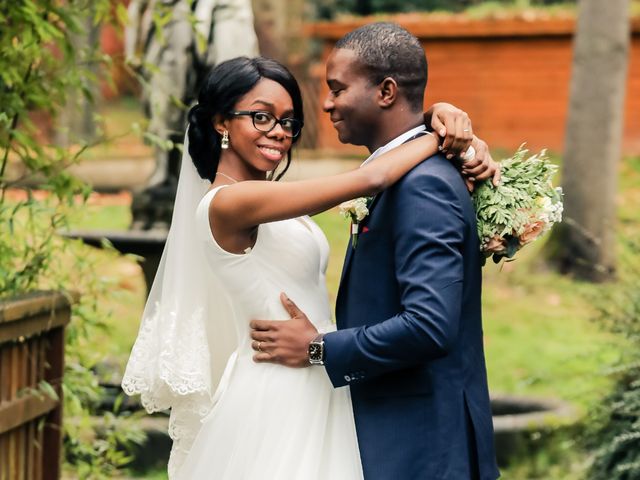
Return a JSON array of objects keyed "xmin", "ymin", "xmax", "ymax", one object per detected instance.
[
  {"xmin": 337, "ymin": 231, "xmax": 354, "ymax": 289},
  {"xmin": 335, "ymin": 238, "xmax": 352, "ymax": 325},
  {"xmin": 335, "ymin": 192, "xmax": 379, "ymax": 319},
  {"xmin": 336, "ymin": 130, "xmax": 430, "ymax": 320},
  {"xmin": 339, "ymin": 130, "xmax": 428, "ymax": 264}
]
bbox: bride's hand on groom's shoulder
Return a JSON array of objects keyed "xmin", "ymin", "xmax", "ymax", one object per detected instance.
[
  {"xmin": 461, "ymin": 136, "xmax": 502, "ymax": 192},
  {"xmin": 424, "ymin": 103, "xmax": 501, "ymax": 190},
  {"xmin": 424, "ymin": 102, "xmax": 473, "ymax": 159},
  {"xmin": 249, "ymin": 293, "xmax": 318, "ymax": 368}
]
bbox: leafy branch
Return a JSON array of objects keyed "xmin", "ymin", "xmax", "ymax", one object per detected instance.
[{"xmin": 1, "ymin": 1, "xmax": 145, "ymax": 477}]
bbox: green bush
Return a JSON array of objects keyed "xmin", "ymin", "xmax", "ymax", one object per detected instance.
[
  {"xmin": 0, "ymin": 1, "xmax": 143, "ymax": 477},
  {"xmin": 586, "ymin": 243, "xmax": 640, "ymax": 479}
]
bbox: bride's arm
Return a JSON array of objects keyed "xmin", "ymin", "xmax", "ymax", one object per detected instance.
[{"xmin": 211, "ymin": 133, "xmax": 439, "ymax": 230}]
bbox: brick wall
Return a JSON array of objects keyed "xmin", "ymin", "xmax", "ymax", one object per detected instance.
[{"xmin": 308, "ymin": 16, "xmax": 640, "ymax": 156}]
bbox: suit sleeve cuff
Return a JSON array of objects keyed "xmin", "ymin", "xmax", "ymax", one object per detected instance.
[{"xmin": 323, "ymin": 329, "xmax": 358, "ymax": 388}]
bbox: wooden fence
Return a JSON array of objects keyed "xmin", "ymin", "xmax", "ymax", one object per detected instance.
[
  {"xmin": 0, "ymin": 292, "xmax": 72, "ymax": 480},
  {"xmin": 308, "ymin": 15, "xmax": 640, "ymax": 156}
]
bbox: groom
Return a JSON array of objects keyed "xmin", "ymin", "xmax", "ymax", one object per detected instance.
[{"xmin": 251, "ymin": 23, "xmax": 499, "ymax": 480}]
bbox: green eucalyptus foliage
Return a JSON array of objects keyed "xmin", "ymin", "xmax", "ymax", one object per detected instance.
[
  {"xmin": 1, "ymin": 1, "xmax": 143, "ymax": 477},
  {"xmin": 472, "ymin": 146, "xmax": 563, "ymax": 264}
]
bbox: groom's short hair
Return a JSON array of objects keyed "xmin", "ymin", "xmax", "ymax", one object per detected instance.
[{"xmin": 335, "ymin": 22, "xmax": 427, "ymax": 112}]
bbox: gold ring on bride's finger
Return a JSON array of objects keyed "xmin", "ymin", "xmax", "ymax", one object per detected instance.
[{"xmin": 257, "ymin": 341, "xmax": 263, "ymax": 352}]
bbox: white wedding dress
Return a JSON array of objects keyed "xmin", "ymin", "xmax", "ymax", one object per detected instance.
[{"xmin": 175, "ymin": 186, "xmax": 363, "ymax": 479}]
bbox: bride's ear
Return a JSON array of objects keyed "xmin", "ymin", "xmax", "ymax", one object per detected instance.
[{"xmin": 212, "ymin": 114, "xmax": 228, "ymax": 135}]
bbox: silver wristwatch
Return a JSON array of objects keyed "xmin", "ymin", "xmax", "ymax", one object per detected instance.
[{"xmin": 308, "ymin": 333, "xmax": 325, "ymax": 366}]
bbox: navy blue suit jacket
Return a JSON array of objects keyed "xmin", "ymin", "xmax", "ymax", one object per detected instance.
[{"xmin": 324, "ymin": 153, "xmax": 499, "ymax": 480}]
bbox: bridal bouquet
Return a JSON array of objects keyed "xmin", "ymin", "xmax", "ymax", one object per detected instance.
[{"xmin": 472, "ymin": 146, "xmax": 563, "ymax": 264}]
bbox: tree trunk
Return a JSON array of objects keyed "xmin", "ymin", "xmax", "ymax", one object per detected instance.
[
  {"xmin": 546, "ymin": 0, "xmax": 631, "ymax": 282},
  {"xmin": 251, "ymin": 0, "xmax": 320, "ymax": 149},
  {"xmin": 251, "ymin": 0, "xmax": 306, "ymax": 63},
  {"xmin": 55, "ymin": 8, "xmax": 100, "ymax": 146}
]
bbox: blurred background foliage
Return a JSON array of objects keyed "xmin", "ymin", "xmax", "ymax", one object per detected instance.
[
  {"xmin": 315, "ymin": 0, "xmax": 577, "ymax": 18},
  {"xmin": 0, "ymin": 1, "xmax": 145, "ymax": 477}
]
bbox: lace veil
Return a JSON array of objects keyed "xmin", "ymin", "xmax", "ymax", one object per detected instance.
[{"xmin": 121, "ymin": 132, "xmax": 238, "ymax": 477}]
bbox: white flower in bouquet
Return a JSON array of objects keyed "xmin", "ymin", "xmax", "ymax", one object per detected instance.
[{"xmin": 472, "ymin": 146, "xmax": 563, "ymax": 264}]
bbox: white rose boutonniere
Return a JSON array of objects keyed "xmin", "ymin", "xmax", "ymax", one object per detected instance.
[{"xmin": 339, "ymin": 197, "xmax": 372, "ymax": 249}]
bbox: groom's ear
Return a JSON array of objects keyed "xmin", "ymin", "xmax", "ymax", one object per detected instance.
[{"xmin": 377, "ymin": 77, "xmax": 398, "ymax": 109}]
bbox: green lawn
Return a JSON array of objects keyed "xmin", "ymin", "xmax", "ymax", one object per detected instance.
[
  {"xmin": 70, "ymin": 204, "xmax": 132, "ymax": 230},
  {"xmin": 482, "ymin": 242, "xmax": 621, "ymax": 411}
]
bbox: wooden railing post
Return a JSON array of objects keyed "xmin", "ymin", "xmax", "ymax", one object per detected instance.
[{"xmin": 0, "ymin": 291, "xmax": 73, "ymax": 480}]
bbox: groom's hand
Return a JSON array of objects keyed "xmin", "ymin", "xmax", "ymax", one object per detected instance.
[{"xmin": 250, "ymin": 293, "xmax": 318, "ymax": 368}]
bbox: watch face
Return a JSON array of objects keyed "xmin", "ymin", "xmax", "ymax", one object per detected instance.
[{"xmin": 309, "ymin": 343, "xmax": 322, "ymax": 360}]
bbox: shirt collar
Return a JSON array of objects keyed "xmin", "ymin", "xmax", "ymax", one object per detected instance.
[{"xmin": 360, "ymin": 124, "xmax": 427, "ymax": 167}]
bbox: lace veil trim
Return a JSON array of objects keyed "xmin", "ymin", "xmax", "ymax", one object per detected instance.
[{"xmin": 121, "ymin": 132, "xmax": 238, "ymax": 478}]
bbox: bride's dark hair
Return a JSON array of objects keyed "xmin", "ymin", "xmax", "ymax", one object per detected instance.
[{"xmin": 187, "ymin": 56, "xmax": 304, "ymax": 182}]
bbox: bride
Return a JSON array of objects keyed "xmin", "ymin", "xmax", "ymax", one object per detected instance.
[{"xmin": 122, "ymin": 55, "xmax": 492, "ymax": 479}]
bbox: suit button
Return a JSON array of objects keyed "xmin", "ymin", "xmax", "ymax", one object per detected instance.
[{"xmin": 344, "ymin": 375, "xmax": 351, "ymax": 382}]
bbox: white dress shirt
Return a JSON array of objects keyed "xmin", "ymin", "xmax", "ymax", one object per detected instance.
[{"xmin": 360, "ymin": 124, "xmax": 427, "ymax": 167}]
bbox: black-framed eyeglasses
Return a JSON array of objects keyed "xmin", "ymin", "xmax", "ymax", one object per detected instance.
[{"xmin": 229, "ymin": 110, "xmax": 303, "ymax": 138}]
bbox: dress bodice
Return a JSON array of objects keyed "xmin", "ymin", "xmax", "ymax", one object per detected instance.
[
  {"xmin": 173, "ymin": 186, "xmax": 363, "ymax": 480},
  {"xmin": 196, "ymin": 186, "xmax": 333, "ymax": 342}
]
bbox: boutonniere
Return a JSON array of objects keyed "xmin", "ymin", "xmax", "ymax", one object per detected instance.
[{"xmin": 339, "ymin": 197, "xmax": 373, "ymax": 249}]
